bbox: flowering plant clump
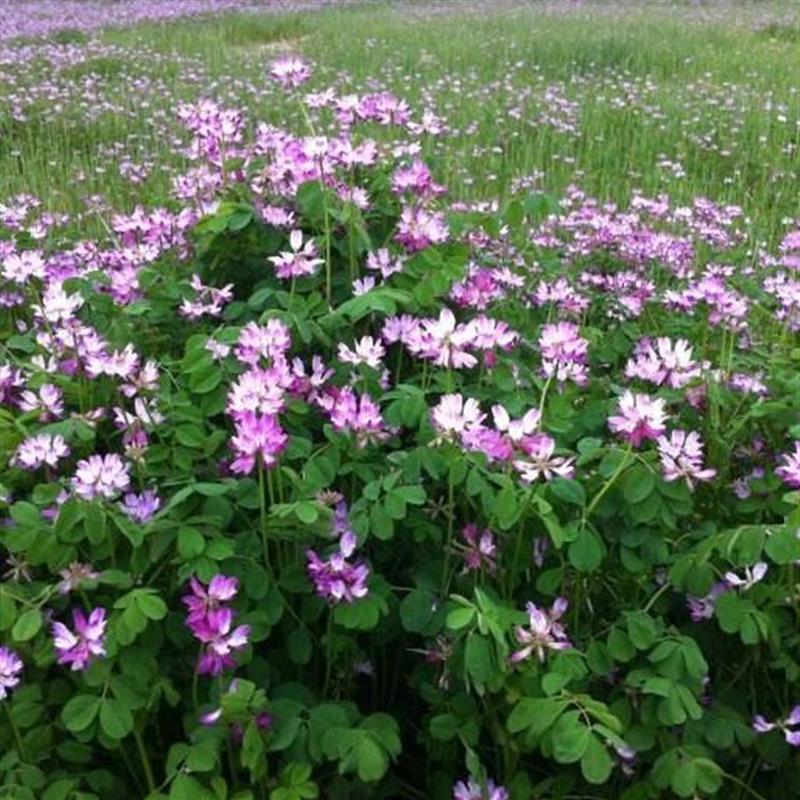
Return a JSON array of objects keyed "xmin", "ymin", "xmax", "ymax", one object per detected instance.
[{"xmin": 1, "ymin": 51, "xmax": 799, "ymax": 800}]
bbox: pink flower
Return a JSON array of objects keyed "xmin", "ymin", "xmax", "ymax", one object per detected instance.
[
  {"xmin": 511, "ymin": 598, "xmax": 571, "ymax": 663},
  {"xmin": 10, "ymin": 433, "xmax": 69, "ymax": 470},
  {"xmin": 57, "ymin": 563, "xmax": 100, "ymax": 595},
  {"xmin": 229, "ymin": 412, "xmax": 288, "ymax": 475},
  {"xmin": 269, "ymin": 56, "xmax": 312, "ymax": 89},
  {"xmin": 538, "ymin": 321, "xmax": 589, "ymax": 386},
  {"xmin": 625, "ymin": 337, "xmax": 700, "ymax": 389},
  {"xmin": 656, "ymin": 430, "xmax": 716, "ymax": 489},
  {"xmin": 268, "ymin": 230, "xmax": 324, "ymax": 279},
  {"xmin": 776, "ymin": 441, "xmax": 800, "ymax": 488},
  {"xmin": 724, "ymin": 562, "xmax": 768, "ymax": 591},
  {"xmin": 608, "ymin": 391, "xmax": 668, "ymax": 447},
  {"xmin": 431, "ymin": 393, "xmax": 485, "ymax": 440},
  {"xmin": 395, "ymin": 205, "xmax": 448, "ymax": 252},
  {"xmin": 120, "ymin": 490, "xmax": 161, "ymax": 523},
  {"xmin": 71, "ymin": 454, "xmax": 130, "ymax": 500},
  {"xmin": 52, "ymin": 608, "xmax": 107, "ymax": 671},
  {"xmin": 327, "ymin": 387, "xmax": 388, "ymax": 447},
  {"xmin": 453, "ymin": 778, "xmax": 509, "ymax": 800},
  {"xmin": 513, "ymin": 434, "xmax": 575, "ymax": 483}
]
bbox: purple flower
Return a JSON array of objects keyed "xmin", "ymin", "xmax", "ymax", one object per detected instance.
[
  {"xmin": 460, "ymin": 524, "xmax": 498, "ymax": 573},
  {"xmin": 52, "ymin": 608, "xmax": 107, "ymax": 671},
  {"xmin": 0, "ymin": 646, "xmax": 23, "ymax": 699},
  {"xmin": 307, "ymin": 531, "xmax": 370, "ymax": 605},
  {"xmin": 120, "ymin": 490, "xmax": 161, "ymax": 523},
  {"xmin": 752, "ymin": 706, "xmax": 800, "ymax": 747},
  {"xmin": 608, "ymin": 391, "xmax": 668, "ymax": 447},
  {"xmin": 687, "ymin": 581, "xmax": 728, "ymax": 621},
  {"xmin": 539, "ymin": 321, "xmax": 589, "ymax": 386},
  {"xmin": 71, "ymin": 454, "xmax": 130, "ymax": 500},
  {"xmin": 724, "ymin": 562, "xmax": 768, "ymax": 591},
  {"xmin": 511, "ymin": 598, "xmax": 572, "ymax": 663},
  {"xmin": 776, "ymin": 441, "xmax": 800, "ymax": 489},
  {"xmin": 453, "ymin": 777, "xmax": 509, "ymax": 800}
]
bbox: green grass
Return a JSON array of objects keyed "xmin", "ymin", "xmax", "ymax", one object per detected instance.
[{"xmin": 1, "ymin": 1, "xmax": 798, "ymax": 242}]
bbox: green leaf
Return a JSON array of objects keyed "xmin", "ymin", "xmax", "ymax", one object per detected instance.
[
  {"xmin": 552, "ymin": 716, "xmax": 591, "ymax": 764},
  {"xmin": 287, "ymin": 627, "xmax": 313, "ymax": 665},
  {"xmin": 62, "ymin": 694, "xmax": 101, "ymax": 732},
  {"xmin": 12, "ymin": 608, "xmax": 42, "ymax": 642},
  {"xmin": 399, "ymin": 588, "xmax": 440, "ymax": 634},
  {"xmin": 507, "ymin": 698, "xmax": 566, "ymax": 736},
  {"xmin": 568, "ymin": 527, "xmax": 604, "ymax": 572},
  {"xmin": 178, "ymin": 527, "xmax": 206, "ymax": 559},
  {"xmin": 580, "ymin": 734, "xmax": 613, "ymax": 784},
  {"xmin": 495, "ymin": 483, "xmax": 519, "ymax": 530},
  {"xmin": 765, "ymin": 526, "xmax": 800, "ymax": 564},
  {"xmin": 55, "ymin": 498, "xmax": 85, "ymax": 542},
  {"xmin": 356, "ymin": 735, "xmax": 389, "ymax": 782},
  {"xmin": 623, "ymin": 466, "xmax": 656, "ymax": 504},
  {"xmin": 549, "ymin": 478, "xmax": 586, "ymax": 507},
  {"xmin": 135, "ymin": 592, "xmax": 168, "ymax": 620},
  {"xmin": 99, "ymin": 698, "xmax": 134, "ymax": 739},
  {"xmin": 464, "ymin": 633, "xmax": 495, "ymax": 689},
  {"xmin": 626, "ymin": 611, "xmax": 657, "ymax": 650}
]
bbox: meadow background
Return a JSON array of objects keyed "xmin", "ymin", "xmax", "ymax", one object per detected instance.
[{"xmin": 2, "ymin": 0, "xmax": 798, "ymax": 240}]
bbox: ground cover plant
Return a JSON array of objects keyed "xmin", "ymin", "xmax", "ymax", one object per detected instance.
[{"xmin": 1, "ymin": 2, "xmax": 799, "ymax": 799}]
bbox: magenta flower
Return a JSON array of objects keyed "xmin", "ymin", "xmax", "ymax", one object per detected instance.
[
  {"xmin": 71, "ymin": 454, "xmax": 130, "ymax": 500},
  {"xmin": 453, "ymin": 778, "xmax": 509, "ymax": 800},
  {"xmin": 608, "ymin": 391, "xmax": 668, "ymax": 447},
  {"xmin": 194, "ymin": 608, "xmax": 251, "ymax": 676},
  {"xmin": 326, "ymin": 387, "xmax": 388, "ymax": 447},
  {"xmin": 52, "ymin": 608, "xmax": 107, "ymax": 671},
  {"xmin": 656, "ymin": 430, "xmax": 716, "ymax": 489},
  {"xmin": 511, "ymin": 598, "xmax": 571, "ymax": 663},
  {"xmin": 0, "ymin": 646, "xmax": 23, "ymax": 699},
  {"xmin": 183, "ymin": 575, "xmax": 239, "ymax": 626},
  {"xmin": 776, "ymin": 441, "xmax": 800, "ymax": 489},
  {"xmin": 229, "ymin": 412, "xmax": 288, "ymax": 475},
  {"xmin": 307, "ymin": 531, "xmax": 370, "ymax": 605}
]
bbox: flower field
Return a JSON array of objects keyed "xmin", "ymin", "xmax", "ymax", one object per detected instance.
[{"xmin": 1, "ymin": 2, "xmax": 799, "ymax": 799}]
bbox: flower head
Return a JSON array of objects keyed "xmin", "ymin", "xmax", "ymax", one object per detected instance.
[
  {"xmin": 608, "ymin": 391, "xmax": 668, "ymax": 447},
  {"xmin": 776, "ymin": 441, "xmax": 800, "ymax": 489},
  {"xmin": 0, "ymin": 647, "xmax": 23, "ymax": 699},
  {"xmin": 657, "ymin": 430, "xmax": 716, "ymax": 489},
  {"xmin": 269, "ymin": 56, "xmax": 312, "ymax": 89},
  {"xmin": 71, "ymin": 454, "xmax": 130, "ymax": 500},
  {"xmin": 453, "ymin": 777, "xmax": 509, "ymax": 800},
  {"xmin": 52, "ymin": 608, "xmax": 107, "ymax": 671},
  {"xmin": 511, "ymin": 598, "xmax": 571, "ymax": 663}
]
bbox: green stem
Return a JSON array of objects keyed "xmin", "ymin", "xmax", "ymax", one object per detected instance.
[
  {"xmin": 3, "ymin": 702, "xmax": 26, "ymax": 762},
  {"xmin": 439, "ymin": 470, "xmax": 456, "ymax": 597},
  {"xmin": 133, "ymin": 725, "xmax": 156, "ymax": 795},
  {"xmin": 258, "ymin": 463, "xmax": 271, "ymax": 572},
  {"xmin": 581, "ymin": 444, "xmax": 632, "ymax": 525},
  {"xmin": 322, "ymin": 612, "xmax": 334, "ymax": 697}
]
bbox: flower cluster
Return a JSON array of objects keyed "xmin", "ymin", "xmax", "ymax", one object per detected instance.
[
  {"xmin": 511, "ymin": 598, "xmax": 572, "ymax": 663},
  {"xmin": 52, "ymin": 608, "xmax": 108, "ymax": 671},
  {"xmin": 183, "ymin": 575, "xmax": 251, "ymax": 676}
]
